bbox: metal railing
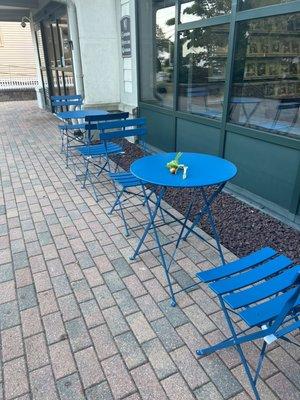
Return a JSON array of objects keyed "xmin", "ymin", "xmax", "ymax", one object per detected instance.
[
  {"xmin": 0, "ymin": 64, "xmax": 37, "ymax": 90},
  {"xmin": 0, "ymin": 76, "xmax": 38, "ymax": 90},
  {"xmin": 0, "ymin": 64, "xmax": 75, "ymax": 90}
]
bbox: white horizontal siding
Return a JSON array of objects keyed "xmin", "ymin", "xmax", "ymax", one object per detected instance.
[{"xmin": 0, "ymin": 22, "xmax": 36, "ymax": 78}]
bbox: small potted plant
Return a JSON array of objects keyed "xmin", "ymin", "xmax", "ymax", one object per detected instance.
[{"xmin": 166, "ymin": 152, "xmax": 188, "ymax": 179}]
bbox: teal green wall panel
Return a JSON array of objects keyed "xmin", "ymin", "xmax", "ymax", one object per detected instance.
[
  {"xmin": 140, "ymin": 107, "xmax": 175, "ymax": 152},
  {"xmin": 137, "ymin": 1, "xmax": 300, "ymax": 219},
  {"xmin": 176, "ymin": 118, "xmax": 220, "ymax": 155},
  {"xmin": 224, "ymin": 132, "xmax": 300, "ymax": 210}
]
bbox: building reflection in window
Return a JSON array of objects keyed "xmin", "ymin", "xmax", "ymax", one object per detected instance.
[
  {"xmin": 229, "ymin": 13, "xmax": 300, "ymax": 137},
  {"xmin": 139, "ymin": 1, "xmax": 175, "ymax": 109},
  {"xmin": 178, "ymin": 24, "xmax": 230, "ymax": 119},
  {"xmin": 239, "ymin": 0, "xmax": 294, "ymax": 12},
  {"xmin": 154, "ymin": 5, "xmax": 175, "ymax": 108}
]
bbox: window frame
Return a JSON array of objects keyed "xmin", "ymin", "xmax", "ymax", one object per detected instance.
[{"xmin": 137, "ymin": 0, "xmax": 300, "ymax": 147}]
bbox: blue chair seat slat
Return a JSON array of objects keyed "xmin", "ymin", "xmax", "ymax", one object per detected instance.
[
  {"xmin": 77, "ymin": 143, "xmax": 122, "ymax": 156},
  {"xmin": 239, "ymin": 287, "xmax": 300, "ymax": 327},
  {"xmin": 197, "ymin": 247, "xmax": 276, "ymax": 283},
  {"xmin": 100, "ymin": 128, "xmax": 146, "ymax": 141},
  {"xmin": 224, "ymin": 265, "xmax": 300, "ymax": 309},
  {"xmin": 115, "ymin": 178, "xmax": 141, "ymax": 187},
  {"xmin": 209, "ymin": 255, "xmax": 292, "ymax": 295},
  {"xmin": 109, "ymin": 172, "xmax": 142, "ymax": 187},
  {"xmin": 98, "ymin": 117, "xmax": 146, "ymax": 130},
  {"xmin": 109, "ymin": 172, "xmax": 136, "ymax": 181}
]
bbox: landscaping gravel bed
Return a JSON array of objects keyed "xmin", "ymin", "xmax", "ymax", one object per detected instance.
[{"xmin": 114, "ymin": 140, "xmax": 300, "ymax": 262}]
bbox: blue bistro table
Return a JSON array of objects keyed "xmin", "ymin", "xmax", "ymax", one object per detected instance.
[
  {"xmin": 130, "ymin": 152, "xmax": 237, "ymax": 305},
  {"xmin": 57, "ymin": 108, "xmax": 108, "ymax": 121},
  {"xmin": 57, "ymin": 109, "xmax": 109, "ymax": 150}
]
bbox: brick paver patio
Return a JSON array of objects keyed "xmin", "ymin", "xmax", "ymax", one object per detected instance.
[{"xmin": 0, "ymin": 100, "xmax": 299, "ymax": 400}]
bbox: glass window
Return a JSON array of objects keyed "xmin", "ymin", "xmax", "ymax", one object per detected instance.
[
  {"xmin": 59, "ymin": 16, "xmax": 73, "ymax": 68},
  {"xmin": 178, "ymin": 24, "xmax": 230, "ymax": 119},
  {"xmin": 239, "ymin": 0, "xmax": 295, "ymax": 11},
  {"xmin": 51, "ymin": 22, "xmax": 63, "ymax": 68},
  {"xmin": 139, "ymin": 1, "xmax": 175, "ymax": 109},
  {"xmin": 180, "ymin": 1, "xmax": 231, "ymax": 23},
  {"xmin": 229, "ymin": 13, "xmax": 300, "ymax": 137}
]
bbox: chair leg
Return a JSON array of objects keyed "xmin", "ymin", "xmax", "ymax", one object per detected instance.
[
  {"xmin": 219, "ymin": 298, "xmax": 261, "ymax": 400},
  {"xmin": 60, "ymin": 129, "xmax": 65, "ymax": 153},
  {"xmin": 109, "ymin": 188, "xmax": 124, "ymax": 215},
  {"xmin": 66, "ymin": 135, "xmax": 70, "ymax": 168},
  {"xmin": 82, "ymin": 157, "xmax": 89, "ymax": 189},
  {"xmin": 110, "ymin": 182, "xmax": 130, "ymax": 236},
  {"xmin": 82, "ymin": 157, "xmax": 99, "ymax": 202},
  {"xmin": 254, "ymin": 341, "xmax": 267, "ymax": 385}
]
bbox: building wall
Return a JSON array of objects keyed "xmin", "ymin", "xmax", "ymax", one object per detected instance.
[
  {"xmin": 74, "ymin": 0, "xmax": 120, "ymax": 108},
  {"xmin": 0, "ymin": 22, "xmax": 36, "ymax": 78},
  {"xmin": 75, "ymin": 0, "xmax": 138, "ymax": 110},
  {"xmin": 32, "ymin": 0, "xmax": 138, "ymax": 111},
  {"xmin": 117, "ymin": 0, "xmax": 138, "ymax": 111}
]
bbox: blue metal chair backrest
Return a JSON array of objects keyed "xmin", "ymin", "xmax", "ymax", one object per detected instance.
[
  {"xmin": 84, "ymin": 112, "xmax": 129, "ymax": 132},
  {"xmin": 85, "ymin": 112, "xmax": 129, "ymax": 138},
  {"xmin": 51, "ymin": 94, "xmax": 83, "ymax": 112},
  {"xmin": 97, "ymin": 117, "xmax": 147, "ymax": 152},
  {"xmin": 97, "ymin": 118, "xmax": 147, "ymax": 168},
  {"xmin": 84, "ymin": 112, "xmax": 129, "ymax": 144}
]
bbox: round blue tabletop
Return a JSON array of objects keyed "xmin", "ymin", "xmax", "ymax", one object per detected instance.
[{"xmin": 130, "ymin": 153, "xmax": 237, "ymax": 188}]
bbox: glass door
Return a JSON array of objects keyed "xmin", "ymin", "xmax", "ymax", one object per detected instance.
[
  {"xmin": 39, "ymin": 10, "xmax": 75, "ymax": 105},
  {"xmin": 59, "ymin": 15, "xmax": 75, "ymax": 95}
]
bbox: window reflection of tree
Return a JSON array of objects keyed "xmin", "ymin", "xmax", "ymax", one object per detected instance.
[
  {"xmin": 181, "ymin": 0, "xmax": 231, "ymax": 21},
  {"xmin": 155, "ymin": 6, "xmax": 175, "ymax": 106},
  {"xmin": 178, "ymin": 24, "xmax": 228, "ymax": 116}
]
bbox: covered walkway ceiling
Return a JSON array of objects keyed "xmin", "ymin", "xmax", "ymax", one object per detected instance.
[{"xmin": 0, "ymin": 0, "xmax": 39, "ymax": 22}]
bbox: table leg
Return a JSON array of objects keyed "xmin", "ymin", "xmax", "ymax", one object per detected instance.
[
  {"xmin": 201, "ymin": 187, "xmax": 225, "ymax": 265},
  {"xmin": 130, "ymin": 186, "xmax": 177, "ymax": 305},
  {"xmin": 167, "ymin": 187, "xmax": 198, "ymax": 272},
  {"xmin": 183, "ymin": 183, "xmax": 225, "ymax": 264},
  {"xmin": 130, "ymin": 186, "xmax": 166, "ymax": 261}
]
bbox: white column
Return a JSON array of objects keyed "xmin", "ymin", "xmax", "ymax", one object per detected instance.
[
  {"xmin": 74, "ymin": 0, "xmax": 120, "ymax": 107},
  {"xmin": 67, "ymin": 1, "xmax": 84, "ymax": 97}
]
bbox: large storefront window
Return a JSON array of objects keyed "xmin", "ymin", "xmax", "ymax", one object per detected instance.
[
  {"xmin": 229, "ymin": 13, "xmax": 300, "ymax": 137},
  {"xmin": 180, "ymin": 0, "xmax": 231, "ymax": 23},
  {"xmin": 139, "ymin": 0, "xmax": 175, "ymax": 109},
  {"xmin": 239, "ymin": 0, "xmax": 295, "ymax": 11},
  {"xmin": 178, "ymin": 24, "xmax": 229, "ymax": 118}
]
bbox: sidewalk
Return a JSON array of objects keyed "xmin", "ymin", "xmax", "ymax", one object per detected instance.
[{"xmin": 0, "ymin": 100, "xmax": 299, "ymax": 400}]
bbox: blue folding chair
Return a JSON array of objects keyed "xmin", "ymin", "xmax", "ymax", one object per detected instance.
[
  {"xmin": 95, "ymin": 118, "xmax": 152, "ymax": 235},
  {"xmin": 75, "ymin": 113, "xmax": 129, "ymax": 200},
  {"xmin": 51, "ymin": 95, "xmax": 84, "ymax": 153},
  {"xmin": 196, "ymin": 247, "xmax": 300, "ymax": 400}
]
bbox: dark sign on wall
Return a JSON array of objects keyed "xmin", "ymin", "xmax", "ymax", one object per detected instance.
[{"xmin": 120, "ymin": 16, "xmax": 131, "ymax": 58}]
